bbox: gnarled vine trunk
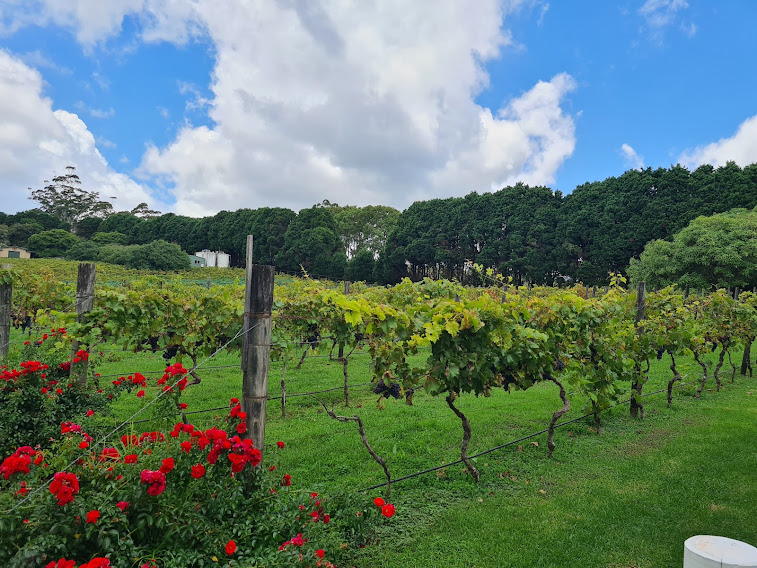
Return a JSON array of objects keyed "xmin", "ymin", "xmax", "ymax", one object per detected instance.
[
  {"xmin": 714, "ymin": 343, "xmax": 728, "ymax": 391},
  {"xmin": 667, "ymin": 352, "xmax": 682, "ymax": 408},
  {"xmin": 630, "ymin": 359, "xmax": 649, "ymax": 419},
  {"xmin": 547, "ymin": 376, "xmax": 570, "ymax": 457},
  {"xmin": 695, "ymin": 351, "xmax": 708, "ymax": 397},
  {"xmin": 446, "ymin": 391, "xmax": 479, "ymax": 482}
]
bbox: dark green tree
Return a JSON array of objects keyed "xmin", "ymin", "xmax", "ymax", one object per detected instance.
[
  {"xmin": 344, "ymin": 248, "xmax": 376, "ymax": 282},
  {"xmin": 628, "ymin": 207, "xmax": 757, "ymax": 289},
  {"xmin": 8, "ymin": 223, "xmax": 44, "ymax": 248},
  {"xmin": 274, "ymin": 206, "xmax": 345, "ymax": 278},
  {"xmin": 75, "ymin": 217, "xmax": 103, "ymax": 239},
  {"xmin": 26, "ymin": 229, "xmax": 80, "ymax": 258},
  {"xmin": 65, "ymin": 240, "xmax": 101, "ymax": 261},
  {"xmin": 91, "ymin": 232, "xmax": 129, "ymax": 245},
  {"xmin": 128, "ymin": 240, "xmax": 190, "ymax": 271}
]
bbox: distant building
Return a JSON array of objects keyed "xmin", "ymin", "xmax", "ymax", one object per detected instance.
[
  {"xmin": 195, "ymin": 249, "xmax": 230, "ymax": 268},
  {"xmin": 0, "ymin": 247, "xmax": 30, "ymax": 259},
  {"xmin": 188, "ymin": 254, "xmax": 207, "ymax": 268}
]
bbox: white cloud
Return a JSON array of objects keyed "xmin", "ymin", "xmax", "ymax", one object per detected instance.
[
  {"xmin": 638, "ymin": 0, "xmax": 695, "ymax": 43},
  {"xmin": 3, "ymin": 1, "xmax": 579, "ymax": 216},
  {"xmin": 0, "ymin": 50, "xmax": 163, "ymax": 214},
  {"xmin": 537, "ymin": 3, "xmax": 549, "ymax": 26},
  {"xmin": 89, "ymin": 106, "xmax": 115, "ymax": 119},
  {"xmin": 620, "ymin": 143, "xmax": 644, "ymax": 169},
  {"xmin": 679, "ymin": 115, "xmax": 757, "ymax": 170}
]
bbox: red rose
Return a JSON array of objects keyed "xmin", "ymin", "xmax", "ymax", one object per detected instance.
[
  {"xmin": 86, "ymin": 510, "xmax": 100, "ymax": 524},
  {"xmin": 373, "ymin": 497, "xmax": 385, "ymax": 507},
  {"xmin": 136, "ymin": 390, "xmax": 145, "ymax": 398},
  {"xmin": 236, "ymin": 422, "xmax": 247, "ymax": 434},
  {"xmin": 276, "ymin": 441, "xmax": 285, "ymax": 449},
  {"xmin": 159, "ymin": 458, "xmax": 175, "ymax": 474},
  {"xmin": 315, "ymin": 550, "xmax": 325, "ymax": 559},
  {"xmin": 282, "ymin": 473, "xmax": 292, "ymax": 486},
  {"xmin": 381, "ymin": 503, "xmax": 395, "ymax": 518},
  {"xmin": 116, "ymin": 501, "xmax": 129, "ymax": 511},
  {"xmin": 191, "ymin": 464, "xmax": 206, "ymax": 479},
  {"xmin": 124, "ymin": 454, "xmax": 138, "ymax": 464},
  {"xmin": 86, "ymin": 410, "xmax": 94, "ymax": 417},
  {"xmin": 225, "ymin": 539, "xmax": 236, "ymax": 555}
]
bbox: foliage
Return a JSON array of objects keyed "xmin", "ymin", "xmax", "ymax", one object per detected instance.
[
  {"xmin": 0, "ymin": 362, "xmax": 382, "ymax": 567},
  {"xmin": 26, "ymin": 230, "xmax": 80, "ymax": 258},
  {"xmin": 8, "ymin": 222, "xmax": 44, "ymax": 248},
  {"xmin": 65, "ymin": 241, "xmax": 101, "ymax": 262},
  {"xmin": 628, "ymin": 207, "xmax": 757, "ymax": 290},
  {"xmin": 75, "ymin": 218, "xmax": 103, "ymax": 240},
  {"xmin": 28, "ymin": 167, "xmax": 114, "ymax": 227},
  {"xmin": 129, "ymin": 240, "xmax": 189, "ymax": 271},
  {"xmin": 90, "ymin": 232, "xmax": 129, "ymax": 246},
  {"xmin": 0, "ymin": 347, "xmax": 112, "ymax": 457}
]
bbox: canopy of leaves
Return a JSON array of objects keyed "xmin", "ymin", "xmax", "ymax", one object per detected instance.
[
  {"xmin": 91, "ymin": 231, "xmax": 129, "ymax": 245},
  {"xmin": 28, "ymin": 166, "xmax": 114, "ymax": 226},
  {"xmin": 274, "ymin": 206, "xmax": 345, "ymax": 278},
  {"xmin": 628, "ymin": 207, "xmax": 757, "ymax": 290},
  {"xmin": 26, "ymin": 229, "xmax": 80, "ymax": 258}
]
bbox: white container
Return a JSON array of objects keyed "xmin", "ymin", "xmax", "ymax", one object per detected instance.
[{"xmin": 684, "ymin": 535, "xmax": 757, "ymax": 568}]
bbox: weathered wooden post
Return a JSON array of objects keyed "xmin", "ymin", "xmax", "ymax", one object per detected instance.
[
  {"xmin": 630, "ymin": 281, "xmax": 646, "ymax": 419},
  {"xmin": 344, "ymin": 280, "xmax": 351, "ymax": 295},
  {"xmin": 684, "ymin": 284, "xmax": 690, "ymax": 299},
  {"xmin": 206, "ymin": 277, "xmax": 211, "ymax": 290},
  {"xmin": 70, "ymin": 263, "xmax": 96, "ymax": 385},
  {"xmin": 241, "ymin": 235, "xmax": 274, "ymax": 451},
  {"xmin": 0, "ymin": 265, "xmax": 12, "ymax": 359}
]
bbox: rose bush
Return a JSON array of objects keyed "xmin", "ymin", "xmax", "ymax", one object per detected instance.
[{"xmin": 0, "ymin": 361, "xmax": 391, "ymax": 568}]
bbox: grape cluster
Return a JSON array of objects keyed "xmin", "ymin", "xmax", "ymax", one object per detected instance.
[{"xmin": 373, "ymin": 378, "xmax": 402, "ymax": 399}]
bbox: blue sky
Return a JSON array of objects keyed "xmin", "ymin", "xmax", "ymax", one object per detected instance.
[{"xmin": 0, "ymin": 1, "xmax": 756, "ymax": 217}]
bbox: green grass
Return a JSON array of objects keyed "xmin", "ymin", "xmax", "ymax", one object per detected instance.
[{"xmin": 6, "ymin": 329, "xmax": 757, "ymax": 567}]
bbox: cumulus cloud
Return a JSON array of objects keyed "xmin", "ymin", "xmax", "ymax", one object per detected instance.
[
  {"xmin": 4, "ymin": 1, "xmax": 579, "ymax": 216},
  {"xmin": 620, "ymin": 143, "xmax": 644, "ymax": 169},
  {"xmin": 679, "ymin": 115, "xmax": 757, "ymax": 169},
  {"xmin": 0, "ymin": 50, "xmax": 162, "ymax": 214}
]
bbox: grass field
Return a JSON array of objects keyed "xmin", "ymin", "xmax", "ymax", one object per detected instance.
[
  {"xmin": 5, "ymin": 327, "xmax": 757, "ymax": 567},
  {"xmin": 53, "ymin": 337, "xmax": 756, "ymax": 568}
]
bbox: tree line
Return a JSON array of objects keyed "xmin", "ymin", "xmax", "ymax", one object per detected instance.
[{"xmin": 4, "ymin": 161, "xmax": 757, "ymax": 285}]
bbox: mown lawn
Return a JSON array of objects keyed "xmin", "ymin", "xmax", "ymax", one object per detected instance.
[{"xmin": 81, "ymin": 340, "xmax": 757, "ymax": 568}]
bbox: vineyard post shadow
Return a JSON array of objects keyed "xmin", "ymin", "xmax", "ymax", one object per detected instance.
[
  {"xmin": 70, "ymin": 262, "xmax": 95, "ymax": 385},
  {"xmin": 0, "ymin": 264, "xmax": 11, "ymax": 359},
  {"xmin": 241, "ymin": 235, "xmax": 274, "ymax": 454}
]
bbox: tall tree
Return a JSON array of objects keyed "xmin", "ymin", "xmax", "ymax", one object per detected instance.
[{"xmin": 28, "ymin": 167, "xmax": 113, "ymax": 228}]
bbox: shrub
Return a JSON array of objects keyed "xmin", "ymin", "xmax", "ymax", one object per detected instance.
[{"xmin": 0, "ymin": 360, "xmax": 391, "ymax": 567}]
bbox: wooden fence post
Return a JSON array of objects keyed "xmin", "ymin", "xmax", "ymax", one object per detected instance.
[
  {"xmin": 0, "ymin": 265, "xmax": 12, "ymax": 360},
  {"xmin": 344, "ymin": 281, "xmax": 351, "ymax": 295},
  {"xmin": 70, "ymin": 263, "xmax": 96, "ymax": 385},
  {"xmin": 206, "ymin": 277, "xmax": 211, "ymax": 290},
  {"xmin": 241, "ymin": 235, "xmax": 274, "ymax": 452}
]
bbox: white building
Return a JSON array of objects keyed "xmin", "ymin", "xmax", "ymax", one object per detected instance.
[{"xmin": 195, "ymin": 249, "xmax": 231, "ymax": 268}]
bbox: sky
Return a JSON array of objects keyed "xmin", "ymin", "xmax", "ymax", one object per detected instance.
[{"xmin": 1, "ymin": 0, "xmax": 756, "ymax": 218}]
